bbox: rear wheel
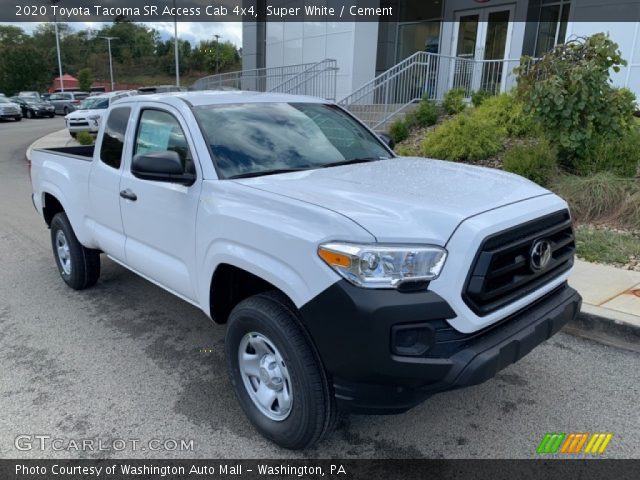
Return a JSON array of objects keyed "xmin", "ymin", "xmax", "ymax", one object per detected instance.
[
  {"xmin": 70, "ymin": 132, "xmax": 77, "ymax": 138},
  {"xmin": 63, "ymin": 107, "xmax": 70, "ymax": 115},
  {"xmin": 14, "ymin": 116, "xmax": 21, "ymax": 122},
  {"xmin": 48, "ymin": 114, "xmax": 55, "ymax": 118},
  {"xmin": 26, "ymin": 110, "xmax": 33, "ymax": 119},
  {"xmin": 50, "ymin": 212, "xmax": 100, "ymax": 290},
  {"xmin": 225, "ymin": 292, "xmax": 336, "ymax": 450}
]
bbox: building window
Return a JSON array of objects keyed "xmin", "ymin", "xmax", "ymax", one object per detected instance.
[
  {"xmin": 394, "ymin": 0, "xmax": 443, "ymax": 61},
  {"xmin": 534, "ymin": 0, "xmax": 571, "ymax": 57}
]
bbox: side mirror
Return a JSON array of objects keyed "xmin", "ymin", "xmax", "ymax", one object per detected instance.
[
  {"xmin": 378, "ymin": 133, "xmax": 395, "ymax": 150},
  {"xmin": 131, "ymin": 150, "xmax": 196, "ymax": 186}
]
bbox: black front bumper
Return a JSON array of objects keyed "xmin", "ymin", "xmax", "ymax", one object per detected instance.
[{"xmin": 299, "ymin": 281, "xmax": 581, "ymax": 414}]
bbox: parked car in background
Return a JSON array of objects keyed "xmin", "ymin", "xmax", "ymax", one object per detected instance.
[
  {"xmin": 48, "ymin": 91, "xmax": 89, "ymax": 115},
  {"xmin": 65, "ymin": 91, "xmax": 136, "ymax": 137},
  {"xmin": 0, "ymin": 97, "xmax": 23, "ymax": 121},
  {"xmin": 18, "ymin": 91, "xmax": 43, "ymax": 101},
  {"xmin": 0, "ymin": 93, "xmax": 6, "ymax": 97},
  {"xmin": 41, "ymin": 93, "xmax": 51, "ymax": 102},
  {"xmin": 10, "ymin": 96, "xmax": 55, "ymax": 119},
  {"xmin": 137, "ymin": 85, "xmax": 187, "ymax": 94}
]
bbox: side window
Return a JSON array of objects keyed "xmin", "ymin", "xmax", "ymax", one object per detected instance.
[
  {"xmin": 50, "ymin": 94, "xmax": 59, "ymax": 101},
  {"xmin": 134, "ymin": 110, "xmax": 195, "ymax": 175},
  {"xmin": 99, "ymin": 107, "xmax": 131, "ymax": 169}
]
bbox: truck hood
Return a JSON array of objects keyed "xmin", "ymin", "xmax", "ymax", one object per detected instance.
[{"xmin": 234, "ymin": 157, "xmax": 551, "ymax": 244}]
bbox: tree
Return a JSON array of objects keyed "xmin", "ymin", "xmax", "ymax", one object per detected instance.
[
  {"xmin": 77, "ymin": 68, "xmax": 93, "ymax": 91},
  {"xmin": 0, "ymin": 45, "xmax": 52, "ymax": 95},
  {"xmin": 0, "ymin": 26, "xmax": 28, "ymax": 46},
  {"xmin": 516, "ymin": 33, "xmax": 637, "ymax": 169}
]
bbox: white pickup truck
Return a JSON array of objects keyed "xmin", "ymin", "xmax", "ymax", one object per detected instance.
[{"xmin": 30, "ymin": 91, "xmax": 581, "ymax": 449}]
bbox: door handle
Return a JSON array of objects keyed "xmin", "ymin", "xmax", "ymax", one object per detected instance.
[{"xmin": 119, "ymin": 189, "xmax": 137, "ymax": 201}]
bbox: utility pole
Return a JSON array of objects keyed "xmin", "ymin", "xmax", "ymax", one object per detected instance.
[
  {"xmin": 99, "ymin": 36, "xmax": 118, "ymax": 91},
  {"xmin": 50, "ymin": 0, "xmax": 64, "ymax": 91},
  {"xmin": 173, "ymin": 0, "xmax": 180, "ymax": 86},
  {"xmin": 214, "ymin": 34, "xmax": 221, "ymax": 74}
]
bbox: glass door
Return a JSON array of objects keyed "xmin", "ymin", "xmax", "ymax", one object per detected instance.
[{"xmin": 452, "ymin": 6, "xmax": 514, "ymax": 95}]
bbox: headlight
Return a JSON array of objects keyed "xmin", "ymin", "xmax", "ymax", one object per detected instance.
[{"xmin": 318, "ymin": 242, "xmax": 447, "ymax": 289}]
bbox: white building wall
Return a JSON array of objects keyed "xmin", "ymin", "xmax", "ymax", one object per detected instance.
[
  {"xmin": 265, "ymin": 22, "xmax": 378, "ymax": 100},
  {"xmin": 566, "ymin": 22, "xmax": 640, "ymax": 96}
]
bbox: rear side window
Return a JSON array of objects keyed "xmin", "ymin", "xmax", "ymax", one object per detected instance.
[{"xmin": 100, "ymin": 107, "xmax": 131, "ymax": 169}]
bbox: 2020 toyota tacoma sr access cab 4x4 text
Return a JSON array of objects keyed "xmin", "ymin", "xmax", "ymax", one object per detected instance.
[{"xmin": 30, "ymin": 91, "xmax": 582, "ymax": 449}]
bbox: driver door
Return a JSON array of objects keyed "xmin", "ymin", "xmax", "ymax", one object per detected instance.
[{"xmin": 119, "ymin": 106, "xmax": 202, "ymax": 302}]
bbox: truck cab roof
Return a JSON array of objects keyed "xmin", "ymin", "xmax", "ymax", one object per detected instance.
[{"xmin": 116, "ymin": 90, "xmax": 330, "ymax": 108}]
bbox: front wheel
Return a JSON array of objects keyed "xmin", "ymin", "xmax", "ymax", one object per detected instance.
[
  {"xmin": 50, "ymin": 212, "xmax": 100, "ymax": 290},
  {"xmin": 225, "ymin": 292, "xmax": 336, "ymax": 450},
  {"xmin": 26, "ymin": 110, "xmax": 33, "ymax": 119},
  {"xmin": 14, "ymin": 116, "xmax": 21, "ymax": 122}
]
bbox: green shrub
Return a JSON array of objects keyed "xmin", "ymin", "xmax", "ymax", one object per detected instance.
[
  {"xmin": 552, "ymin": 173, "xmax": 640, "ymax": 229},
  {"xmin": 421, "ymin": 113, "xmax": 503, "ymax": 161},
  {"xmin": 471, "ymin": 90, "xmax": 492, "ymax": 108},
  {"xmin": 75, "ymin": 131, "xmax": 95, "ymax": 146},
  {"xmin": 503, "ymin": 140, "xmax": 557, "ymax": 187},
  {"xmin": 407, "ymin": 98, "xmax": 438, "ymax": 128},
  {"xmin": 575, "ymin": 226, "xmax": 640, "ymax": 264},
  {"xmin": 389, "ymin": 119, "xmax": 409, "ymax": 144},
  {"xmin": 395, "ymin": 145, "xmax": 418, "ymax": 156},
  {"xmin": 442, "ymin": 88, "xmax": 467, "ymax": 115},
  {"xmin": 576, "ymin": 127, "xmax": 640, "ymax": 178},
  {"xmin": 516, "ymin": 33, "xmax": 637, "ymax": 168},
  {"xmin": 473, "ymin": 93, "xmax": 539, "ymax": 138}
]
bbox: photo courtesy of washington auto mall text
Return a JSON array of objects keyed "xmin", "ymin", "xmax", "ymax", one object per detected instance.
[{"xmin": 1, "ymin": 0, "xmax": 639, "ymax": 479}]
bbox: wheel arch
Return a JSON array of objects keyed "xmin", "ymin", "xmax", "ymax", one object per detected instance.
[{"xmin": 208, "ymin": 263, "xmax": 295, "ymax": 325}]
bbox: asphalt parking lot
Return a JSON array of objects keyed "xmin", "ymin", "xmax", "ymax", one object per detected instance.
[{"xmin": 0, "ymin": 119, "xmax": 639, "ymax": 459}]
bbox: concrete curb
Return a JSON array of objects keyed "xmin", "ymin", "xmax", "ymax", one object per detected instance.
[
  {"xmin": 26, "ymin": 129, "xmax": 76, "ymax": 162},
  {"xmin": 566, "ymin": 307, "xmax": 640, "ymax": 353}
]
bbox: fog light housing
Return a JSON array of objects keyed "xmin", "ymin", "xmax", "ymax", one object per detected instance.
[{"xmin": 391, "ymin": 323, "xmax": 434, "ymax": 357}]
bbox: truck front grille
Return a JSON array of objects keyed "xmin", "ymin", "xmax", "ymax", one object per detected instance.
[{"xmin": 463, "ymin": 210, "xmax": 575, "ymax": 316}]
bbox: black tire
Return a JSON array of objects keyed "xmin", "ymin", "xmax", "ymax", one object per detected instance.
[
  {"xmin": 14, "ymin": 116, "xmax": 21, "ymax": 122},
  {"xmin": 63, "ymin": 107, "xmax": 70, "ymax": 115},
  {"xmin": 225, "ymin": 292, "xmax": 336, "ymax": 450},
  {"xmin": 26, "ymin": 110, "xmax": 33, "ymax": 119},
  {"xmin": 50, "ymin": 212, "xmax": 100, "ymax": 290},
  {"xmin": 49, "ymin": 114, "xmax": 55, "ymax": 118},
  {"xmin": 70, "ymin": 132, "xmax": 77, "ymax": 139}
]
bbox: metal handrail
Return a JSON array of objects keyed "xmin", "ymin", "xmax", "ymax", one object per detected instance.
[
  {"xmin": 338, "ymin": 51, "xmax": 527, "ymax": 129},
  {"xmin": 190, "ymin": 59, "xmax": 338, "ymax": 100}
]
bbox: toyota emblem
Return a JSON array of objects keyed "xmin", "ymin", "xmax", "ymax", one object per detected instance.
[{"xmin": 530, "ymin": 239, "xmax": 552, "ymax": 271}]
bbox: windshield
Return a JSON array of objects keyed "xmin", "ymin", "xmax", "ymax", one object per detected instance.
[
  {"xmin": 194, "ymin": 103, "xmax": 391, "ymax": 179},
  {"xmin": 80, "ymin": 98, "xmax": 109, "ymax": 110}
]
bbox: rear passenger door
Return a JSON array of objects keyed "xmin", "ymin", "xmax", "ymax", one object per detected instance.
[
  {"xmin": 118, "ymin": 106, "xmax": 202, "ymax": 302},
  {"xmin": 87, "ymin": 106, "xmax": 132, "ymax": 262}
]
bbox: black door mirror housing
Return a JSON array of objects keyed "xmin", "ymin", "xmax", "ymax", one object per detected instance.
[
  {"xmin": 378, "ymin": 133, "xmax": 395, "ymax": 150},
  {"xmin": 131, "ymin": 150, "xmax": 196, "ymax": 186}
]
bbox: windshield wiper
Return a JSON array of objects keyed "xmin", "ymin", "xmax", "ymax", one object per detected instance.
[
  {"xmin": 228, "ymin": 167, "xmax": 311, "ymax": 179},
  {"xmin": 321, "ymin": 157, "xmax": 390, "ymax": 168}
]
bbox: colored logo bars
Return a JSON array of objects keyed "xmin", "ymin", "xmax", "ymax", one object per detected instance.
[{"xmin": 537, "ymin": 433, "xmax": 613, "ymax": 454}]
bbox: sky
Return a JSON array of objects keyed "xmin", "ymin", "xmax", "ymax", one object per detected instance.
[{"xmin": 0, "ymin": 21, "xmax": 243, "ymax": 47}]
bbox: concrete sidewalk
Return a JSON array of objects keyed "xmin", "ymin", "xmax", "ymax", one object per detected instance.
[
  {"xmin": 26, "ymin": 128, "xmax": 78, "ymax": 161},
  {"xmin": 26, "ymin": 130, "xmax": 640, "ymax": 341}
]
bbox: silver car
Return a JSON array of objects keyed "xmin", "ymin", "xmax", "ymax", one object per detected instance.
[
  {"xmin": 48, "ymin": 91, "xmax": 89, "ymax": 115},
  {"xmin": 0, "ymin": 97, "xmax": 22, "ymax": 121}
]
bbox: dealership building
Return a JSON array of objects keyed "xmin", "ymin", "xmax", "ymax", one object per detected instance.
[{"xmin": 242, "ymin": 0, "xmax": 640, "ymax": 106}]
